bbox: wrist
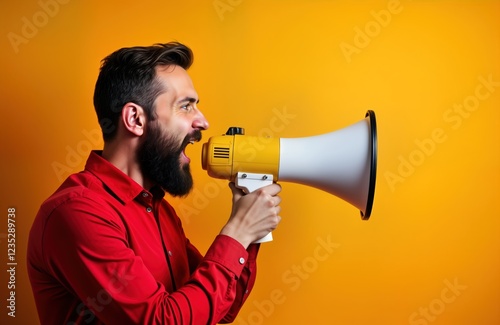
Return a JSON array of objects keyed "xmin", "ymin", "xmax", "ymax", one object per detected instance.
[{"xmin": 220, "ymin": 225, "xmax": 252, "ymax": 249}]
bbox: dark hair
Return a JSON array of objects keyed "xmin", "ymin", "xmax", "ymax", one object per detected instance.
[{"xmin": 93, "ymin": 42, "xmax": 193, "ymax": 141}]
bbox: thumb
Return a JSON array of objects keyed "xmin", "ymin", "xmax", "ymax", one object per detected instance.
[{"xmin": 229, "ymin": 182, "xmax": 244, "ymax": 202}]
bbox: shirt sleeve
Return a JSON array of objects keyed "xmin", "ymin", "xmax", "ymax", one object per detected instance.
[
  {"xmin": 42, "ymin": 196, "xmax": 259, "ymax": 325},
  {"xmin": 188, "ymin": 235, "xmax": 260, "ymax": 324},
  {"xmin": 218, "ymin": 242, "xmax": 260, "ymax": 323}
]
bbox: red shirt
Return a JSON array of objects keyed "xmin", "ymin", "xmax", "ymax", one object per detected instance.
[{"xmin": 28, "ymin": 151, "xmax": 259, "ymax": 325}]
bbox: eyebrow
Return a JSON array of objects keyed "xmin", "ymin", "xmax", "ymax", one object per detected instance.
[{"xmin": 177, "ymin": 97, "xmax": 199, "ymax": 105}]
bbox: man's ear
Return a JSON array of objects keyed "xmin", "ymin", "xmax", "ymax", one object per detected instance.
[{"xmin": 121, "ymin": 102, "xmax": 146, "ymax": 136}]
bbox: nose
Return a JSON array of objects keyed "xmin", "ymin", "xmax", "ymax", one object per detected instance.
[{"xmin": 192, "ymin": 108, "xmax": 209, "ymax": 130}]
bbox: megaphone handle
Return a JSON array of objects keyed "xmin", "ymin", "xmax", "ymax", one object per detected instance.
[
  {"xmin": 235, "ymin": 172, "xmax": 274, "ymax": 243},
  {"xmin": 253, "ymin": 232, "xmax": 273, "ymax": 243}
]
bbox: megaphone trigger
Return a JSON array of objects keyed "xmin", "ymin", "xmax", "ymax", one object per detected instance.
[{"xmin": 235, "ymin": 172, "xmax": 274, "ymax": 194}]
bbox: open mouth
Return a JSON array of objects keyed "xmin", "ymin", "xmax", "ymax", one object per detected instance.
[
  {"xmin": 180, "ymin": 131, "xmax": 202, "ymax": 164},
  {"xmin": 181, "ymin": 140, "xmax": 195, "ymax": 163}
]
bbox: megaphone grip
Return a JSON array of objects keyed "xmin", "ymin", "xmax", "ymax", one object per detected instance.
[{"xmin": 235, "ymin": 172, "xmax": 275, "ymax": 243}]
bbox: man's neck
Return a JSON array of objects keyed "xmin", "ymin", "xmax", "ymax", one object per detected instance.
[{"xmin": 101, "ymin": 141, "xmax": 153, "ymax": 190}]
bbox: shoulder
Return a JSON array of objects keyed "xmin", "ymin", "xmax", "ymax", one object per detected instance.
[
  {"xmin": 29, "ymin": 172, "xmax": 129, "ymax": 268},
  {"xmin": 36, "ymin": 171, "xmax": 126, "ymax": 234}
]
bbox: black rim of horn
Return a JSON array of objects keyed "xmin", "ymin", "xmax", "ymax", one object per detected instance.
[{"xmin": 361, "ymin": 110, "xmax": 377, "ymax": 220}]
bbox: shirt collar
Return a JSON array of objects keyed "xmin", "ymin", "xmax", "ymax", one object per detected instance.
[{"xmin": 84, "ymin": 150, "xmax": 151, "ymax": 203}]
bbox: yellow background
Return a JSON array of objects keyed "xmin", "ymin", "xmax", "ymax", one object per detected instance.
[{"xmin": 1, "ymin": 0, "xmax": 499, "ymax": 324}]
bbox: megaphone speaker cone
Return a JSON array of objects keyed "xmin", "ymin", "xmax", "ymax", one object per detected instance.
[{"xmin": 278, "ymin": 110, "xmax": 377, "ymax": 219}]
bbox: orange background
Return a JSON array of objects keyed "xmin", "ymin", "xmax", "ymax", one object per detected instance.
[{"xmin": 1, "ymin": 0, "xmax": 499, "ymax": 324}]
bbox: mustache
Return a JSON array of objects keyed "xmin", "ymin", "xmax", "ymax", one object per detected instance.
[
  {"xmin": 181, "ymin": 129, "xmax": 203, "ymax": 148},
  {"xmin": 191, "ymin": 129, "xmax": 203, "ymax": 142}
]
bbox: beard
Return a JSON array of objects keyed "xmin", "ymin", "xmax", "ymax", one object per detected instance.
[{"xmin": 137, "ymin": 121, "xmax": 202, "ymax": 197}]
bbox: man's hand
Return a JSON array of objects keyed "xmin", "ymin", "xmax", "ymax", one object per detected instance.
[{"xmin": 220, "ymin": 182, "xmax": 282, "ymax": 248}]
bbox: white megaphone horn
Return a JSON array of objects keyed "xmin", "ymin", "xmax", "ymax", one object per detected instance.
[{"xmin": 201, "ymin": 110, "xmax": 378, "ymax": 243}]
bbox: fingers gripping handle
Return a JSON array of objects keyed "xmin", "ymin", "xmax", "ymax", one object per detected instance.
[{"xmin": 235, "ymin": 172, "xmax": 274, "ymax": 243}]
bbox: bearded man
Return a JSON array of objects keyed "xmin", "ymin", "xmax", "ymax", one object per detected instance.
[{"xmin": 27, "ymin": 42, "xmax": 282, "ymax": 325}]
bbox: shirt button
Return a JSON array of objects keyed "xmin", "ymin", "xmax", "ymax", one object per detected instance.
[
  {"xmin": 142, "ymin": 192, "xmax": 149, "ymax": 197},
  {"xmin": 168, "ymin": 251, "xmax": 173, "ymax": 257},
  {"xmin": 146, "ymin": 207, "xmax": 152, "ymax": 213},
  {"xmin": 239, "ymin": 257, "xmax": 245, "ymax": 264}
]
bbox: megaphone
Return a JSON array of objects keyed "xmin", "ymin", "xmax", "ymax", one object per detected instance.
[{"xmin": 201, "ymin": 110, "xmax": 377, "ymax": 242}]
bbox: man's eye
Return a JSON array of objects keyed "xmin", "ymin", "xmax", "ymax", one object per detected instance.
[{"xmin": 181, "ymin": 103, "xmax": 192, "ymax": 111}]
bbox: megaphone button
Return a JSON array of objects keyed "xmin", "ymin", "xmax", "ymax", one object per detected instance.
[{"xmin": 226, "ymin": 127, "xmax": 245, "ymax": 135}]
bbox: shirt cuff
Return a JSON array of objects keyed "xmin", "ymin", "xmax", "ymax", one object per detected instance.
[
  {"xmin": 204, "ymin": 235, "xmax": 250, "ymax": 277},
  {"xmin": 246, "ymin": 242, "xmax": 260, "ymax": 263}
]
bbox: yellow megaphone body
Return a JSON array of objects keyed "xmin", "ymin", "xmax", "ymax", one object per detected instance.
[{"xmin": 201, "ymin": 110, "xmax": 378, "ymax": 243}]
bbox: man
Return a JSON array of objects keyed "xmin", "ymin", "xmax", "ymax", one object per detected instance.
[{"xmin": 27, "ymin": 42, "xmax": 282, "ymax": 324}]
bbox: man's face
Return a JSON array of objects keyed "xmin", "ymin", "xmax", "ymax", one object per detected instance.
[{"xmin": 137, "ymin": 65, "xmax": 209, "ymax": 196}]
